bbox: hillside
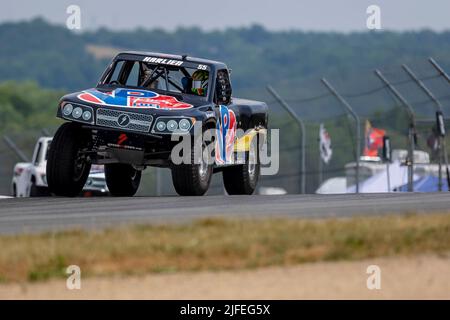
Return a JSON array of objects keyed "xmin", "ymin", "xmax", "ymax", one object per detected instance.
[{"xmin": 2, "ymin": 18, "xmax": 450, "ymax": 99}]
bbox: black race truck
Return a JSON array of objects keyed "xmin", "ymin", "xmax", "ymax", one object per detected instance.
[{"xmin": 46, "ymin": 52, "xmax": 268, "ymax": 196}]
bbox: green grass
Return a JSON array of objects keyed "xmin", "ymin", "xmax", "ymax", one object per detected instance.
[{"xmin": 0, "ymin": 213, "xmax": 449, "ymax": 282}]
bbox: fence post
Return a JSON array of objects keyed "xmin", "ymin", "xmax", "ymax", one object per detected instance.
[
  {"xmin": 428, "ymin": 58, "xmax": 450, "ymax": 189},
  {"xmin": 156, "ymin": 168, "xmax": 162, "ymax": 196},
  {"xmin": 429, "ymin": 58, "xmax": 450, "ymax": 83},
  {"xmin": 374, "ymin": 69, "xmax": 416, "ymax": 192},
  {"xmin": 321, "ymin": 78, "xmax": 361, "ymax": 193},
  {"xmin": 318, "ymin": 141, "xmax": 323, "ymax": 186},
  {"xmin": 267, "ymin": 85, "xmax": 306, "ymax": 194},
  {"xmin": 402, "ymin": 63, "xmax": 450, "ymax": 191}
]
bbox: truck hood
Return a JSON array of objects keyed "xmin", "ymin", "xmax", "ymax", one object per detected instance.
[{"xmin": 68, "ymin": 87, "xmax": 194, "ymax": 110}]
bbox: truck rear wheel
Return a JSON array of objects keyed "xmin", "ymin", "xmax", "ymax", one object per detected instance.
[
  {"xmin": 29, "ymin": 183, "xmax": 50, "ymax": 197},
  {"xmin": 105, "ymin": 164, "xmax": 141, "ymax": 197},
  {"xmin": 223, "ymin": 135, "xmax": 260, "ymax": 195},
  {"xmin": 171, "ymin": 138, "xmax": 213, "ymax": 196},
  {"xmin": 46, "ymin": 122, "xmax": 92, "ymax": 197}
]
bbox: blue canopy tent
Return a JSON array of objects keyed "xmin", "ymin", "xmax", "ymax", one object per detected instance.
[{"xmin": 397, "ymin": 175, "xmax": 449, "ymax": 192}]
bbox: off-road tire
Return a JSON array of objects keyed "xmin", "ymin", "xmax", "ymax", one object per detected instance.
[
  {"xmin": 29, "ymin": 183, "xmax": 50, "ymax": 197},
  {"xmin": 171, "ymin": 133, "xmax": 213, "ymax": 196},
  {"xmin": 223, "ymin": 134, "xmax": 260, "ymax": 195},
  {"xmin": 105, "ymin": 164, "xmax": 141, "ymax": 197},
  {"xmin": 46, "ymin": 122, "xmax": 91, "ymax": 197}
]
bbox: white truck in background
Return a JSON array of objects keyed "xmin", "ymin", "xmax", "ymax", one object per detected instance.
[{"xmin": 11, "ymin": 137, "xmax": 108, "ymax": 197}]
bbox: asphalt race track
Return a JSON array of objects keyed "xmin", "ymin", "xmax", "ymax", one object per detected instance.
[{"xmin": 1, "ymin": 193, "xmax": 450, "ymax": 235}]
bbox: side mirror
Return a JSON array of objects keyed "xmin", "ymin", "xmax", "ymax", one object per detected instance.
[{"xmin": 215, "ymin": 71, "xmax": 232, "ymax": 105}]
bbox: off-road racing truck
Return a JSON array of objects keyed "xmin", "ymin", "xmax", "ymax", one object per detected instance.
[{"xmin": 46, "ymin": 52, "xmax": 268, "ymax": 196}]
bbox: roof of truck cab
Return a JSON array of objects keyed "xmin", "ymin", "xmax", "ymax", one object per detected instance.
[{"xmin": 116, "ymin": 51, "xmax": 227, "ymax": 68}]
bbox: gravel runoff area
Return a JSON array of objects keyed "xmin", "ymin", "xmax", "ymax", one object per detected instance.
[{"xmin": 0, "ymin": 254, "xmax": 449, "ymax": 299}]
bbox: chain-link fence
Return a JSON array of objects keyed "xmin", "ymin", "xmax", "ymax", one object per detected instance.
[
  {"xmin": 2, "ymin": 58, "xmax": 450, "ymax": 196},
  {"xmin": 262, "ymin": 57, "xmax": 450, "ymax": 194}
]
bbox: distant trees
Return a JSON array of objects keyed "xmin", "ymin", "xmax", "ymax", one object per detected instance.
[
  {"xmin": 2, "ymin": 18, "xmax": 450, "ymax": 96},
  {"xmin": 0, "ymin": 81, "xmax": 64, "ymax": 133}
]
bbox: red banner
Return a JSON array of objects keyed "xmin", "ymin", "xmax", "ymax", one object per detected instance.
[{"xmin": 364, "ymin": 120, "xmax": 385, "ymax": 157}]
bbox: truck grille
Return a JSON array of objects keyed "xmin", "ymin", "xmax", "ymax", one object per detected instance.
[{"xmin": 96, "ymin": 108, "xmax": 153, "ymax": 133}]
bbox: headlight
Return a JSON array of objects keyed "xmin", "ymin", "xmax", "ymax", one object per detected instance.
[
  {"xmin": 72, "ymin": 107, "xmax": 83, "ymax": 119},
  {"xmin": 167, "ymin": 120, "xmax": 178, "ymax": 131},
  {"xmin": 152, "ymin": 117, "xmax": 194, "ymax": 134},
  {"xmin": 62, "ymin": 104, "xmax": 73, "ymax": 116},
  {"xmin": 156, "ymin": 121, "xmax": 166, "ymax": 131},
  {"xmin": 179, "ymin": 119, "xmax": 191, "ymax": 131},
  {"xmin": 61, "ymin": 103, "xmax": 93, "ymax": 123},
  {"xmin": 82, "ymin": 110, "xmax": 92, "ymax": 121}
]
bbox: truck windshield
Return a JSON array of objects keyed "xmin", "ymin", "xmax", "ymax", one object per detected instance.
[{"xmin": 103, "ymin": 60, "xmax": 209, "ymax": 98}]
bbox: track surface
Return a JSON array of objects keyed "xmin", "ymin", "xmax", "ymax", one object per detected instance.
[{"xmin": 1, "ymin": 193, "xmax": 450, "ymax": 235}]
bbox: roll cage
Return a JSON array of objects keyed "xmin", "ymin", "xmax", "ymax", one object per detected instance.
[
  {"xmin": 96, "ymin": 52, "xmax": 232, "ymax": 105},
  {"xmin": 99, "ymin": 58, "xmax": 210, "ymax": 99}
]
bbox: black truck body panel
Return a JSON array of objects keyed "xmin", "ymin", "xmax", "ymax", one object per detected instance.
[{"xmin": 56, "ymin": 51, "xmax": 268, "ymax": 167}]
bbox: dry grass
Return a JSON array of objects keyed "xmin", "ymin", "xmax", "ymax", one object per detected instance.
[{"xmin": 1, "ymin": 213, "xmax": 450, "ymax": 283}]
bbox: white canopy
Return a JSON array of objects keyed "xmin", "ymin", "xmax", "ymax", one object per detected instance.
[
  {"xmin": 347, "ymin": 161, "xmax": 419, "ymax": 193},
  {"xmin": 316, "ymin": 177, "xmax": 347, "ymax": 194}
]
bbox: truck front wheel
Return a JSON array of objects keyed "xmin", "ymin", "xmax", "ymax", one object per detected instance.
[
  {"xmin": 46, "ymin": 122, "xmax": 92, "ymax": 197},
  {"xmin": 171, "ymin": 138, "xmax": 213, "ymax": 196},
  {"xmin": 105, "ymin": 164, "xmax": 141, "ymax": 197},
  {"xmin": 29, "ymin": 182, "xmax": 50, "ymax": 197}
]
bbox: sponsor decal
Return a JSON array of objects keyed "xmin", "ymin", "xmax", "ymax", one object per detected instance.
[
  {"xmin": 143, "ymin": 56, "xmax": 183, "ymax": 66},
  {"xmin": 117, "ymin": 133, "xmax": 128, "ymax": 145},
  {"xmin": 117, "ymin": 114, "xmax": 131, "ymax": 127},
  {"xmin": 205, "ymin": 111, "xmax": 215, "ymax": 119},
  {"xmin": 215, "ymin": 105, "xmax": 237, "ymax": 165},
  {"xmin": 77, "ymin": 88, "xmax": 193, "ymax": 110},
  {"xmin": 106, "ymin": 143, "xmax": 142, "ymax": 151}
]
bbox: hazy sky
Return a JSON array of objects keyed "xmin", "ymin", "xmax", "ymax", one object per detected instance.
[{"xmin": 3, "ymin": 0, "xmax": 450, "ymax": 32}]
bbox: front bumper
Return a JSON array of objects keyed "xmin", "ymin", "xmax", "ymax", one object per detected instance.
[{"xmin": 59, "ymin": 102, "xmax": 195, "ymax": 136}]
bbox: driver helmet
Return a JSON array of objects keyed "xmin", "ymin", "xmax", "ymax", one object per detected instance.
[{"xmin": 191, "ymin": 70, "xmax": 208, "ymax": 96}]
